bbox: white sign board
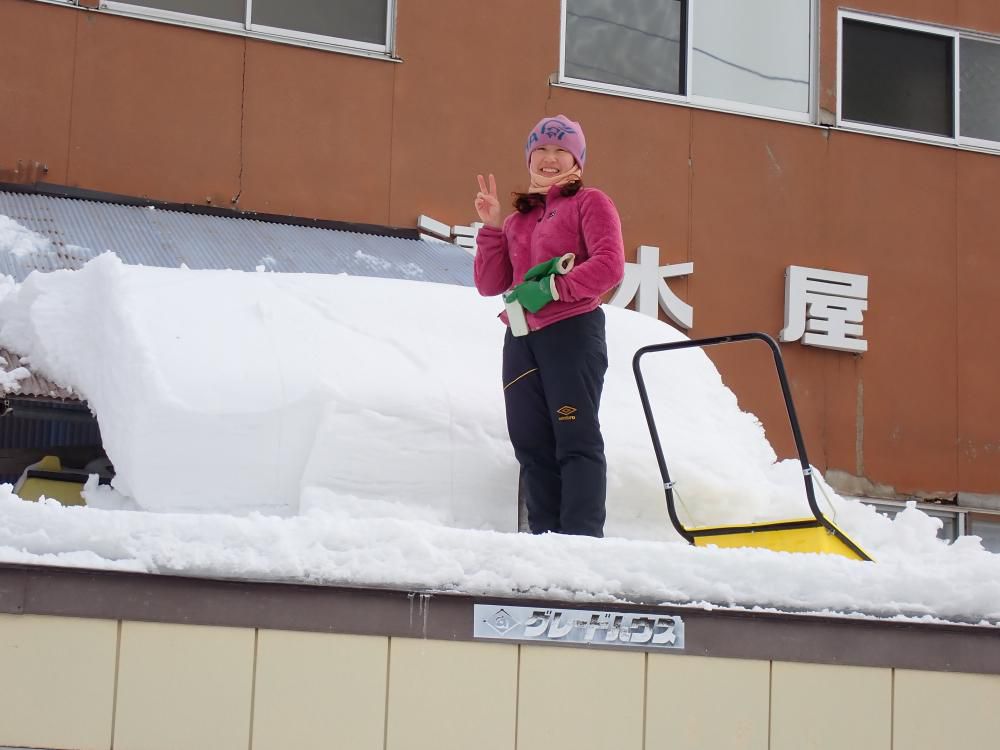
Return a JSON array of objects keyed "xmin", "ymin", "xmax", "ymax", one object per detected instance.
[{"xmin": 473, "ymin": 604, "xmax": 685, "ymax": 649}]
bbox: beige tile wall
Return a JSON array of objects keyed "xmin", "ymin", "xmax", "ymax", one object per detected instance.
[
  {"xmin": 646, "ymin": 653, "xmax": 770, "ymax": 750},
  {"xmin": 253, "ymin": 629, "xmax": 389, "ymax": 750},
  {"xmin": 893, "ymin": 668, "xmax": 1000, "ymax": 748},
  {"xmin": 0, "ymin": 613, "xmax": 117, "ymax": 750},
  {"xmin": 113, "ymin": 620, "xmax": 255, "ymax": 750},
  {"xmin": 517, "ymin": 644, "xmax": 645, "ymax": 750},
  {"xmin": 1, "ymin": 613, "xmax": 999, "ymax": 750},
  {"xmin": 771, "ymin": 661, "xmax": 893, "ymax": 750},
  {"xmin": 385, "ymin": 637, "xmax": 517, "ymax": 750}
]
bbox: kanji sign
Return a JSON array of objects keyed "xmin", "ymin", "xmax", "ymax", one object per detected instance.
[
  {"xmin": 780, "ymin": 265, "xmax": 869, "ymax": 353},
  {"xmin": 608, "ymin": 244, "xmax": 693, "ymax": 329}
]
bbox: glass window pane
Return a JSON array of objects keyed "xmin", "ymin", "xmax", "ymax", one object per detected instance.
[
  {"xmin": 968, "ymin": 514, "xmax": 1000, "ymax": 554},
  {"xmin": 691, "ymin": 0, "xmax": 811, "ymax": 113},
  {"xmin": 564, "ymin": 0, "xmax": 684, "ymax": 95},
  {"xmin": 842, "ymin": 19, "xmax": 953, "ymax": 137},
  {"xmin": 118, "ymin": 0, "xmax": 245, "ymax": 23},
  {"xmin": 960, "ymin": 38, "xmax": 1000, "ymax": 142},
  {"xmin": 252, "ymin": 0, "xmax": 388, "ymax": 45},
  {"xmin": 934, "ymin": 512, "xmax": 957, "ymax": 542}
]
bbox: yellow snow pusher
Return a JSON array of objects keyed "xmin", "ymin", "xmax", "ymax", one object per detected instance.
[{"xmin": 632, "ymin": 332, "xmax": 872, "ymax": 561}]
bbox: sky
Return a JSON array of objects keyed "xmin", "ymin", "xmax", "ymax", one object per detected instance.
[{"xmin": 0, "ymin": 216, "xmax": 998, "ymax": 626}]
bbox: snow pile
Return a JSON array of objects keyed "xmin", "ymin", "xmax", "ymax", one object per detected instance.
[
  {"xmin": 0, "ymin": 251, "xmax": 797, "ymax": 535},
  {"xmin": 0, "ymin": 215, "xmax": 53, "ymax": 258},
  {"xmin": 0, "ymin": 244, "xmax": 998, "ymax": 623},
  {"xmin": 0, "ymin": 269, "xmax": 31, "ymax": 393},
  {"xmin": 0, "ymin": 354, "xmax": 30, "ymax": 393}
]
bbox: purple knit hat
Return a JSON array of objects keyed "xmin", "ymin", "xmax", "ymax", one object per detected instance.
[{"xmin": 524, "ymin": 114, "xmax": 587, "ymax": 169}]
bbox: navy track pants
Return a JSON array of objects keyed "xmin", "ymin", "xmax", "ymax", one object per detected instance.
[{"xmin": 502, "ymin": 308, "xmax": 608, "ymax": 537}]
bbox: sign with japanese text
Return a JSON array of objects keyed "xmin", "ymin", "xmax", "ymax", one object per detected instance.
[
  {"xmin": 473, "ymin": 604, "xmax": 685, "ymax": 650},
  {"xmin": 780, "ymin": 265, "xmax": 869, "ymax": 353}
]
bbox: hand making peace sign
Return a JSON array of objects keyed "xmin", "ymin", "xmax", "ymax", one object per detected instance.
[{"xmin": 474, "ymin": 173, "xmax": 502, "ymax": 229}]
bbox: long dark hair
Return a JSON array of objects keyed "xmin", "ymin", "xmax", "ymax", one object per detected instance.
[{"xmin": 512, "ymin": 180, "xmax": 584, "ymax": 213}]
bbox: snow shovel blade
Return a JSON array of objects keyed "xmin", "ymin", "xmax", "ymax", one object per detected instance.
[{"xmin": 689, "ymin": 517, "xmax": 870, "ymax": 560}]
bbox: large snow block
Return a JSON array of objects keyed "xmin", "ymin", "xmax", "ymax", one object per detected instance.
[{"xmin": 0, "ymin": 253, "xmax": 826, "ymax": 537}]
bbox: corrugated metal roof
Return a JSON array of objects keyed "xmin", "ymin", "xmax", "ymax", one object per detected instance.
[
  {"xmin": 1, "ymin": 347, "xmax": 78, "ymax": 400},
  {"xmin": 0, "ymin": 190, "xmax": 476, "ymax": 408},
  {"xmin": 0, "ymin": 190, "xmax": 474, "ymax": 285}
]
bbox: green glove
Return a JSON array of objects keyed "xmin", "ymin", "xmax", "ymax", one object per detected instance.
[
  {"xmin": 523, "ymin": 253, "xmax": 576, "ymax": 281},
  {"xmin": 504, "ymin": 275, "xmax": 559, "ymax": 313}
]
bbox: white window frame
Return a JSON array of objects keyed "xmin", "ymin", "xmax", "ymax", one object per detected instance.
[
  {"xmin": 558, "ymin": 0, "xmax": 818, "ymax": 125},
  {"xmin": 102, "ymin": 2, "xmax": 245, "ymax": 33},
  {"xmin": 837, "ymin": 10, "xmax": 1000, "ymax": 153},
  {"xmin": 100, "ymin": 0, "xmax": 396, "ymax": 58}
]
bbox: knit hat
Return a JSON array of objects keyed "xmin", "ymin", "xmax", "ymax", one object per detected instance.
[{"xmin": 524, "ymin": 115, "xmax": 586, "ymax": 169}]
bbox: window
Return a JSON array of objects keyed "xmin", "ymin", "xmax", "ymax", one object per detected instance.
[
  {"xmin": 560, "ymin": 0, "xmax": 815, "ymax": 120},
  {"xmin": 114, "ymin": 0, "xmax": 244, "ymax": 25},
  {"xmin": 103, "ymin": 0, "xmax": 394, "ymax": 54},
  {"xmin": 689, "ymin": 0, "xmax": 811, "ymax": 115},
  {"xmin": 563, "ymin": 0, "xmax": 686, "ymax": 97},
  {"xmin": 968, "ymin": 513, "xmax": 1000, "ymax": 554},
  {"xmin": 250, "ymin": 0, "xmax": 387, "ymax": 48},
  {"xmin": 960, "ymin": 37, "xmax": 1000, "ymax": 144},
  {"xmin": 839, "ymin": 11, "xmax": 1000, "ymax": 150},
  {"xmin": 841, "ymin": 19, "xmax": 953, "ymax": 137}
]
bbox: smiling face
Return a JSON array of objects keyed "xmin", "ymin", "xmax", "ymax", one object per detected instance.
[{"xmin": 529, "ymin": 144, "xmax": 577, "ymax": 177}]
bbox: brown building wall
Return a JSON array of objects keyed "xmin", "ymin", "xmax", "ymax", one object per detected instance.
[
  {"xmin": 0, "ymin": 0, "xmax": 77, "ymax": 184},
  {"xmin": 956, "ymin": 151, "xmax": 1000, "ymax": 492},
  {"xmin": 388, "ymin": 0, "xmax": 559, "ymax": 229},
  {"xmin": 1, "ymin": 0, "xmax": 998, "ymax": 500},
  {"xmin": 239, "ymin": 39, "xmax": 396, "ymax": 223},
  {"xmin": 68, "ymin": 12, "xmax": 245, "ymax": 205}
]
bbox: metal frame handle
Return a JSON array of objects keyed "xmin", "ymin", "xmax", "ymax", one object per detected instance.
[{"xmin": 632, "ymin": 332, "xmax": 825, "ymax": 541}]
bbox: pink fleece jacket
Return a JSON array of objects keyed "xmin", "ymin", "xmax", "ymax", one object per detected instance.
[{"xmin": 473, "ymin": 185, "xmax": 625, "ymax": 333}]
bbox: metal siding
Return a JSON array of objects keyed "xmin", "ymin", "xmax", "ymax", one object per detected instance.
[
  {"xmin": 0, "ymin": 416, "xmax": 101, "ymax": 450},
  {"xmin": 0, "ymin": 191, "xmax": 474, "ymax": 285},
  {"xmin": 0, "ymin": 412, "xmax": 103, "ymax": 484}
]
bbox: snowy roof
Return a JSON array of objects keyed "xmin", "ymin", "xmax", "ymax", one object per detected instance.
[
  {"xmin": 0, "ymin": 346, "xmax": 76, "ymax": 401},
  {"xmin": 3, "ymin": 204, "xmax": 1000, "ymax": 626},
  {"xmin": 0, "ymin": 189, "xmax": 473, "ymax": 285},
  {"xmin": 2, "ymin": 254, "xmax": 1000, "ymax": 625}
]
